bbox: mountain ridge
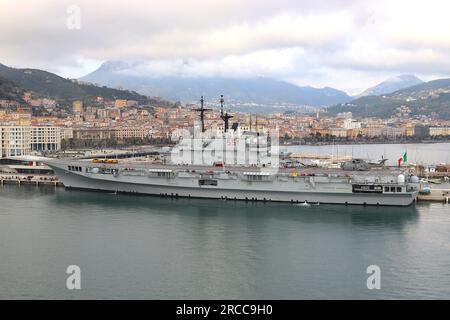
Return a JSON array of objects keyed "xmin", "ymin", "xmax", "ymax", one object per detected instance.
[
  {"xmin": 81, "ymin": 60, "xmax": 352, "ymax": 107},
  {"xmin": 356, "ymin": 74, "xmax": 423, "ymax": 98},
  {"xmin": 328, "ymin": 78, "xmax": 450, "ymax": 119},
  {"xmin": 0, "ymin": 63, "xmax": 157, "ymax": 106}
]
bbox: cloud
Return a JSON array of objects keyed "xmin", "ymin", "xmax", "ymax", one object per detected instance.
[
  {"xmin": 1, "ymin": 0, "xmax": 450, "ymax": 92},
  {"xmin": 115, "ymin": 48, "xmax": 306, "ymax": 78}
]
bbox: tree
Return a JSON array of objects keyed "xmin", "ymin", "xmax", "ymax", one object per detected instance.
[{"xmin": 61, "ymin": 139, "xmax": 68, "ymax": 151}]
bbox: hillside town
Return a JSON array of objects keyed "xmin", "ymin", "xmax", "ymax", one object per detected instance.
[{"xmin": 1, "ymin": 93, "xmax": 450, "ymax": 158}]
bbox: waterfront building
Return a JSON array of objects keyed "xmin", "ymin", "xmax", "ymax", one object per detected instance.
[
  {"xmin": 30, "ymin": 126, "xmax": 61, "ymax": 151},
  {"xmin": 73, "ymin": 127, "xmax": 113, "ymax": 140},
  {"xmin": 0, "ymin": 125, "xmax": 68, "ymax": 157},
  {"xmin": 404, "ymin": 125, "xmax": 416, "ymax": 137},
  {"xmin": 414, "ymin": 125, "xmax": 430, "ymax": 138},
  {"xmin": 365, "ymin": 127, "xmax": 384, "ymax": 138},
  {"xmin": 329, "ymin": 128, "xmax": 347, "ymax": 138},
  {"xmin": 429, "ymin": 127, "xmax": 450, "ymax": 137},
  {"xmin": 310, "ymin": 128, "xmax": 331, "ymax": 137},
  {"xmin": 383, "ymin": 127, "xmax": 405, "ymax": 139},
  {"xmin": 0, "ymin": 126, "xmax": 31, "ymax": 158},
  {"xmin": 114, "ymin": 126, "xmax": 149, "ymax": 140},
  {"xmin": 346, "ymin": 128, "xmax": 364, "ymax": 138}
]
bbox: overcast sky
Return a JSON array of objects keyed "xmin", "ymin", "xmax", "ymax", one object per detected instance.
[{"xmin": 1, "ymin": 0, "xmax": 450, "ymax": 94}]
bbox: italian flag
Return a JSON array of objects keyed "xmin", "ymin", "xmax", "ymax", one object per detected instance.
[{"xmin": 397, "ymin": 152, "xmax": 407, "ymax": 167}]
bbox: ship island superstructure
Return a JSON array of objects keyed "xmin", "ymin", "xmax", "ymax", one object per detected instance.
[{"xmin": 39, "ymin": 96, "xmax": 421, "ymax": 207}]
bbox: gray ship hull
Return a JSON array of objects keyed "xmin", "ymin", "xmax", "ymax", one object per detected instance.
[{"xmin": 48, "ymin": 161, "xmax": 418, "ymax": 206}]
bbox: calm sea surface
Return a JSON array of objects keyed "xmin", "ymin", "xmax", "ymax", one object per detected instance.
[{"xmin": 1, "ymin": 184, "xmax": 449, "ymax": 299}]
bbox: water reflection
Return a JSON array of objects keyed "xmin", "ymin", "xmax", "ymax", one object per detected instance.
[{"xmin": 2, "ymin": 185, "xmax": 418, "ymax": 230}]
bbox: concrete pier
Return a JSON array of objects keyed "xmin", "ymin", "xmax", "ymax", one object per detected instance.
[
  {"xmin": 417, "ymin": 188, "xmax": 450, "ymax": 204},
  {"xmin": 0, "ymin": 174, "xmax": 63, "ymax": 187}
]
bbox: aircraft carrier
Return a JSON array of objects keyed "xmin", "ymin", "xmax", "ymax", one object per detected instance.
[
  {"xmin": 40, "ymin": 96, "xmax": 421, "ymax": 207},
  {"xmin": 44, "ymin": 159, "xmax": 419, "ymax": 206}
]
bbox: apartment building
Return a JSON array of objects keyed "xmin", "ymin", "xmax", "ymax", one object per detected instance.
[
  {"xmin": 429, "ymin": 127, "xmax": 450, "ymax": 136},
  {"xmin": 382, "ymin": 127, "xmax": 406, "ymax": 139},
  {"xmin": 364, "ymin": 127, "xmax": 384, "ymax": 138},
  {"xmin": 73, "ymin": 128, "xmax": 113, "ymax": 140},
  {"xmin": 60, "ymin": 127, "xmax": 74, "ymax": 140},
  {"xmin": 30, "ymin": 126, "xmax": 61, "ymax": 151},
  {"xmin": 0, "ymin": 126, "xmax": 31, "ymax": 158},
  {"xmin": 328, "ymin": 128, "xmax": 347, "ymax": 138},
  {"xmin": 0, "ymin": 126, "xmax": 70, "ymax": 158},
  {"xmin": 114, "ymin": 126, "xmax": 149, "ymax": 140}
]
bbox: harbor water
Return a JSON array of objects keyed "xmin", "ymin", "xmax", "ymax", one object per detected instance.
[{"xmin": 1, "ymin": 184, "xmax": 449, "ymax": 299}]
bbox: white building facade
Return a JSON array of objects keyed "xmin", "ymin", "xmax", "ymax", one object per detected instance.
[
  {"xmin": 0, "ymin": 126, "xmax": 64, "ymax": 158},
  {"xmin": 0, "ymin": 126, "xmax": 31, "ymax": 158},
  {"xmin": 30, "ymin": 126, "xmax": 61, "ymax": 151}
]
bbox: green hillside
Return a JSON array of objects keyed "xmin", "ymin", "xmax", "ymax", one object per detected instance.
[
  {"xmin": 328, "ymin": 78, "xmax": 450, "ymax": 119},
  {"xmin": 0, "ymin": 76, "xmax": 26, "ymax": 103},
  {"xmin": 0, "ymin": 63, "xmax": 154, "ymax": 105}
]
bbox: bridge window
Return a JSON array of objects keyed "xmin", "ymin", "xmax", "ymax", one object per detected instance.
[
  {"xmin": 247, "ymin": 175, "xmax": 263, "ymax": 181},
  {"xmin": 352, "ymin": 184, "xmax": 383, "ymax": 194},
  {"xmin": 199, "ymin": 179, "xmax": 218, "ymax": 186},
  {"xmin": 68, "ymin": 166, "xmax": 82, "ymax": 172},
  {"xmin": 147, "ymin": 169, "xmax": 173, "ymax": 178}
]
